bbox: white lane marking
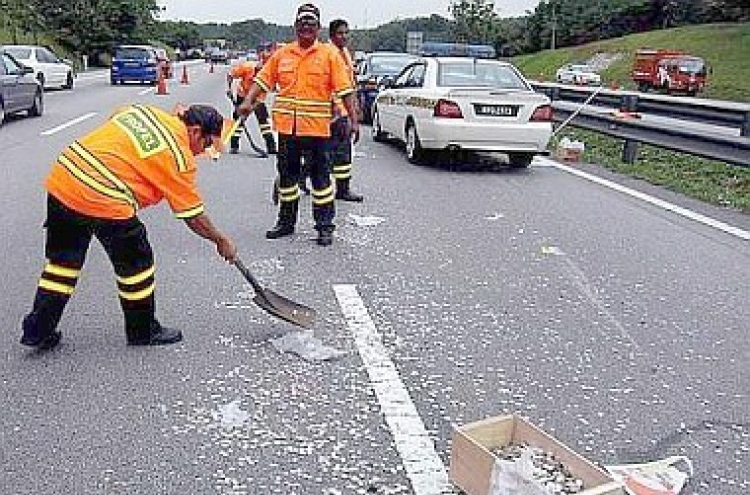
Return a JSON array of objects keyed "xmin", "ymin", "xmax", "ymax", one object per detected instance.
[
  {"xmin": 333, "ymin": 284, "xmax": 452, "ymax": 495},
  {"xmin": 40, "ymin": 112, "xmax": 97, "ymax": 136},
  {"xmin": 538, "ymin": 157, "xmax": 750, "ymax": 241},
  {"xmin": 138, "ymin": 87, "xmax": 154, "ymax": 95}
]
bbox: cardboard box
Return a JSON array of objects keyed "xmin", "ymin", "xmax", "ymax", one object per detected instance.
[{"xmin": 449, "ymin": 414, "xmax": 625, "ymax": 495}]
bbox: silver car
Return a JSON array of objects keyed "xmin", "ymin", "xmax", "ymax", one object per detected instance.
[
  {"xmin": 555, "ymin": 63, "xmax": 602, "ymax": 86},
  {"xmin": 0, "ymin": 52, "xmax": 43, "ymax": 127},
  {"xmin": 372, "ymin": 57, "xmax": 553, "ymax": 167}
]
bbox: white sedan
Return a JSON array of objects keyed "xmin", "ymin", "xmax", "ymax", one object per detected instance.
[
  {"xmin": 0, "ymin": 44, "xmax": 75, "ymax": 90},
  {"xmin": 555, "ymin": 63, "xmax": 602, "ymax": 86},
  {"xmin": 371, "ymin": 57, "xmax": 553, "ymax": 167}
]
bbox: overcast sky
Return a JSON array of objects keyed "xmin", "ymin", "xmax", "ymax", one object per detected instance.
[{"xmin": 156, "ymin": 0, "xmax": 542, "ymax": 28}]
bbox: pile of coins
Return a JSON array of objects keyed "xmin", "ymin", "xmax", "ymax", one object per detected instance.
[{"xmin": 489, "ymin": 443, "xmax": 586, "ymax": 494}]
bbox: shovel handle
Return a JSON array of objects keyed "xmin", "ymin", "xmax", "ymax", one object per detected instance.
[{"xmin": 233, "ymin": 257, "xmax": 264, "ymax": 294}]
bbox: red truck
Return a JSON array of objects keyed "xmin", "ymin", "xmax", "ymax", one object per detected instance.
[{"xmin": 631, "ymin": 49, "xmax": 708, "ymax": 96}]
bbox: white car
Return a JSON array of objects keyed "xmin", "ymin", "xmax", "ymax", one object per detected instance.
[
  {"xmin": 371, "ymin": 57, "xmax": 553, "ymax": 167},
  {"xmin": 555, "ymin": 63, "xmax": 602, "ymax": 86},
  {"xmin": 0, "ymin": 45, "xmax": 75, "ymax": 90}
]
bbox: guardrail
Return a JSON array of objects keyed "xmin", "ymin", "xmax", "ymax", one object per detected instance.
[{"xmin": 530, "ymin": 82, "xmax": 750, "ymax": 167}]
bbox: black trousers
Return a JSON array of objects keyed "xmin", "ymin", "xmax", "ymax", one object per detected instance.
[
  {"xmin": 22, "ymin": 195, "xmax": 158, "ymax": 342},
  {"xmin": 328, "ymin": 116, "xmax": 353, "ymax": 187},
  {"xmin": 276, "ymin": 134, "xmax": 335, "ymax": 231},
  {"xmin": 230, "ymin": 96, "xmax": 274, "ymax": 151}
]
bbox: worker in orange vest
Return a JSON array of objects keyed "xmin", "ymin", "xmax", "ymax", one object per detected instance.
[
  {"xmin": 327, "ymin": 18, "xmax": 363, "ymax": 202},
  {"xmin": 238, "ymin": 3, "xmax": 359, "ymax": 246},
  {"xmin": 226, "ymin": 56, "xmax": 277, "ymax": 155},
  {"xmin": 20, "ymin": 104, "xmax": 237, "ymax": 350}
]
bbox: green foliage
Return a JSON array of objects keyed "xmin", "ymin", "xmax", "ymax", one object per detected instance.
[
  {"xmin": 513, "ymin": 23, "xmax": 750, "ymax": 102},
  {"xmin": 449, "ymin": 0, "xmax": 500, "ymax": 44},
  {"xmin": 553, "ymin": 130, "xmax": 750, "ymax": 212}
]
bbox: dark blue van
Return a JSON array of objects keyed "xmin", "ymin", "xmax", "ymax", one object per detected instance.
[{"xmin": 110, "ymin": 45, "xmax": 159, "ymax": 85}]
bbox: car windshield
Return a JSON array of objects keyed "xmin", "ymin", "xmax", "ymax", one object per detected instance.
[
  {"xmin": 3, "ymin": 47, "xmax": 31, "ymax": 59},
  {"xmin": 438, "ymin": 61, "xmax": 528, "ymax": 89},
  {"xmin": 115, "ymin": 48, "xmax": 151, "ymax": 59},
  {"xmin": 677, "ymin": 59, "xmax": 706, "ymax": 75},
  {"xmin": 369, "ymin": 55, "xmax": 417, "ymax": 76}
]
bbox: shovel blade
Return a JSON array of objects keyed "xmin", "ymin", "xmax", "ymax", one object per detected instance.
[{"xmin": 253, "ymin": 289, "xmax": 316, "ymax": 329}]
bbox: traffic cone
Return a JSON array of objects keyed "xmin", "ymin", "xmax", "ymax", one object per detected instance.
[
  {"xmin": 181, "ymin": 65, "xmax": 189, "ymax": 85},
  {"xmin": 156, "ymin": 71, "xmax": 168, "ymax": 95}
]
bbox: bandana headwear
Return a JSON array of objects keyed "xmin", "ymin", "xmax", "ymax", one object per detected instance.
[{"xmin": 295, "ymin": 3, "xmax": 320, "ymax": 23}]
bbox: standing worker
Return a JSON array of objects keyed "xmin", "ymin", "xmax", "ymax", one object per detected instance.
[
  {"xmin": 327, "ymin": 18, "xmax": 363, "ymax": 202},
  {"xmin": 226, "ymin": 58, "xmax": 277, "ymax": 155},
  {"xmin": 238, "ymin": 3, "xmax": 359, "ymax": 246},
  {"xmin": 20, "ymin": 104, "xmax": 237, "ymax": 350}
]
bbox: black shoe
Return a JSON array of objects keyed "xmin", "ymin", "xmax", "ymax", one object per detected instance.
[
  {"xmin": 128, "ymin": 325, "xmax": 182, "ymax": 346},
  {"xmin": 229, "ymin": 147, "xmax": 239, "ymax": 154},
  {"xmin": 20, "ymin": 331, "xmax": 62, "ymax": 350},
  {"xmin": 317, "ymin": 230, "xmax": 333, "ymax": 246},
  {"xmin": 266, "ymin": 224, "xmax": 295, "ymax": 239},
  {"xmin": 336, "ymin": 190, "xmax": 364, "ymax": 202}
]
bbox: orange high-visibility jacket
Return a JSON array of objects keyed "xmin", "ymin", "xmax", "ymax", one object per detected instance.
[
  {"xmin": 45, "ymin": 105, "xmax": 204, "ymax": 221},
  {"xmin": 230, "ymin": 61, "xmax": 259, "ymax": 97},
  {"xmin": 331, "ymin": 44, "xmax": 356, "ymax": 118},
  {"xmin": 255, "ymin": 40, "xmax": 354, "ymax": 137}
]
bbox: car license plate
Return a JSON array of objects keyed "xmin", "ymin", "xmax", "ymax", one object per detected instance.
[{"xmin": 474, "ymin": 104, "xmax": 518, "ymax": 117}]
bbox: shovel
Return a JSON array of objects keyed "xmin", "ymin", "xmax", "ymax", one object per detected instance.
[
  {"xmin": 226, "ymin": 95, "xmax": 269, "ymax": 158},
  {"xmin": 233, "ymin": 257, "xmax": 316, "ymax": 329}
]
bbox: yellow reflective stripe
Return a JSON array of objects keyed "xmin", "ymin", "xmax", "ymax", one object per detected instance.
[
  {"xmin": 280, "ymin": 190, "xmax": 301, "ymax": 202},
  {"xmin": 336, "ymin": 88, "xmax": 354, "ymax": 98},
  {"xmin": 312, "ymin": 195, "xmax": 334, "ymax": 206},
  {"xmin": 119, "ymin": 282, "xmax": 155, "ymax": 301},
  {"xmin": 59, "ymin": 156, "xmax": 135, "ymax": 207},
  {"xmin": 278, "ymin": 184, "xmax": 298, "ymax": 194},
  {"xmin": 313, "ymin": 185, "xmax": 334, "ymax": 197},
  {"xmin": 296, "ymin": 110, "xmax": 332, "ymax": 118},
  {"xmin": 275, "ymin": 97, "xmax": 330, "ymax": 107},
  {"xmin": 175, "ymin": 204, "xmax": 205, "ymax": 219},
  {"xmin": 69, "ymin": 142, "xmax": 138, "ymax": 207},
  {"xmin": 272, "ymin": 108, "xmax": 295, "ymax": 116},
  {"xmin": 255, "ymin": 78, "xmax": 270, "ymax": 92},
  {"xmin": 44, "ymin": 262, "xmax": 80, "ymax": 278},
  {"xmin": 117, "ymin": 265, "xmax": 155, "ymax": 285},
  {"xmin": 39, "ymin": 279, "xmax": 75, "ymax": 295},
  {"xmin": 132, "ymin": 105, "xmax": 188, "ymax": 172},
  {"xmin": 224, "ymin": 120, "xmax": 242, "ymax": 145}
]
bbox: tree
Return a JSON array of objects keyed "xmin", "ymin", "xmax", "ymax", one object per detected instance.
[{"xmin": 449, "ymin": 0, "xmax": 500, "ymax": 44}]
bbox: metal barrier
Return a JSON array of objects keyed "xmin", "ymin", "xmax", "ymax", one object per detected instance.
[{"xmin": 531, "ymin": 82, "xmax": 750, "ymax": 167}]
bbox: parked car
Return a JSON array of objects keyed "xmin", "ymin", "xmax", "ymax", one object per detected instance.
[
  {"xmin": 0, "ymin": 52, "xmax": 44, "ymax": 127},
  {"xmin": 371, "ymin": 57, "xmax": 553, "ymax": 167},
  {"xmin": 356, "ymin": 51, "xmax": 419, "ymax": 123},
  {"xmin": 0, "ymin": 44, "xmax": 74, "ymax": 90},
  {"xmin": 110, "ymin": 45, "xmax": 160, "ymax": 85},
  {"xmin": 555, "ymin": 63, "xmax": 602, "ymax": 85},
  {"xmin": 207, "ymin": 47, "xmax": 229, "ymax": 64}
]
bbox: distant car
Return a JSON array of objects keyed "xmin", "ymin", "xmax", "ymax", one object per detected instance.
[
  {"xmin": 155, "ymin": 48, "xmax": 173, "ymax": 79},
  {"xmin": 208, "ymin": 48, "xmax": 229, "ymax": 64},
  {"xmin": 372, "ymin": 57, "xmax": 553, "ymax": 167},
  {"xmin": 356, "ymin": 51, "xmax": 419, "ymax": 123},
  {"xmin": 0, "ymin": 44, "xmax": 74, "ymax": 90},
  {"xmin": 555, "ymin": 63, "xmax": 602, "ymax": 85},
  {"xmin": 0, "ymin": 52, "xmax": 44, "ymax": 127},
  {"xmin": 110, "ymin": 45, "xmax": 160, "ymax": 85}
]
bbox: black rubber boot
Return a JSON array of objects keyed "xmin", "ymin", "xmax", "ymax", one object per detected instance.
[
  {"xmin": 316, "ymin": 228, "xmax": 334, "ymax": 246},
  {"xmin": 266, "ymin": 201, "xmax": 297, "ymax": 239},
  {"xmin": 20, "ymin": 295, "xmax": 67, "ymax": 350},
  {"xmin": 229, "ymin": 136, "xmax": 240, "ymax": 154},
  {"xmin": 127, "ymin": 320, "xmax": 182, "ymax": 346},
  {"xmin": 335, "ymin": 179, "xmax": 363, "ymax": 202}
]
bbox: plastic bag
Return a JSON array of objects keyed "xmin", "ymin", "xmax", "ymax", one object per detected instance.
[
  {"xmin": 488, "ymin": 450, "xmax": 550, "ymax": 495},
  {"xmin": 270, "ymin": 331, "xmax": 347, "ymax": 362},
  {"xmin": 606, "ymin": 456, "xmax": 693, "ymax": 495}
]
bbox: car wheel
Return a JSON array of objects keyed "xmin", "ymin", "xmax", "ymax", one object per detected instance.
[
  {"xmin": 64, "ymin": 72, "xmax": 74, "ymax": 89},
  {"xmin": 507, "ymin": 152, "xmax": 534, "ymax": 168},
  {"xmin": 405, "ymin": 122, "xmax": 425, "ymax": 164},
  {"xmin": 371, "ymin": 108, "xmax": 387, "ymax": 142},
  {"xmin": 28, "ymin": 90, "xmax": 43, "ymax": 117}
]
